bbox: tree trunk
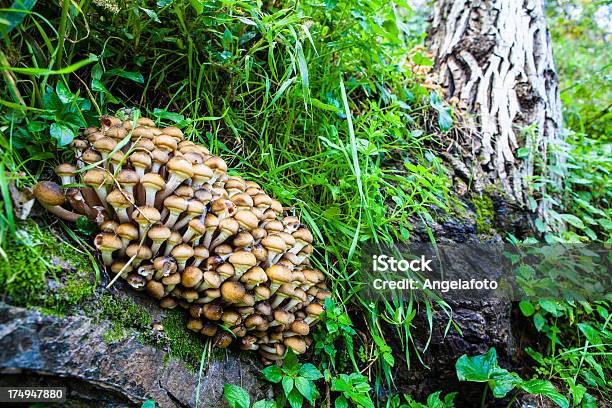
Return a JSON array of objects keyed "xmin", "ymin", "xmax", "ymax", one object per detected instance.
[{"xmin": 428, "ymin": 0, "xmax": 563, "ymax": 216}]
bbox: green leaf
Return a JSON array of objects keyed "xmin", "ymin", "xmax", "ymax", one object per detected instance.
[
  {"xmin": 141, "ymin": 400, "xmax": 155, "ymax": 408},
  {"xmin": 223, "ymin": 384, "xmax": 250, "ymax": 408},
  {"xmin": 282, "ymin": 376, "xmax": 294, "ymax": 396},
  {"xmin": 577, "ymin": 323, "xmax": 602, "ymax": 345},
  {"xmin": 558, "ymin": 213, "xmax": 585, "ymax": 229},
  {"xmin": 519, "ymin": 300, "xmax": 535, "ymax": 317},
  {"xmin": 252, "ymin": 401, "xmax": 276, "ymax": 408},
  {"xmin": 411, "ymin": 52, "xmax": 433, "ymax": 66},
  {"xmin": 455, "ymin": 348, "xmax": 498, "ymax": 382},
  {"xmin": 294, "ymin": 377, "xmax": 317, "ymax": 404},
  {"xmin": 488, "ymin": 367, "xmax": 521, "ymax": 398},
  {"xmin": 50, "ymin": 122, "xmax": 75, "ymax": 146},
  {"xmin": 0, "ymin": 0, "xmax": 38, "ymax": 39},
  {"xmin": 189, "ymin": 0, "xmax": 203, "ymax": 14},
  {"xmin": 334, "ymin": 395, "xmax": 349, "ymax": 408},
  {"xmin": 56, "ymin": 81, "xmax": 75, "ymax": 103},
  {"xmin": 533, "ymin": 313, "xmax": 546, "ymax": 331},
  {"xmin": 283, "ymin": 349, "xmax": 298, "ymax": 374},
  {"xmin": 287, "ymin": 389, "xmax": 303, "ymax": 408},
  {"xmin": 298, "ymin": 364, "xmax": 322, "ymax": 380},
  {"xmin": 519, "ymin": 380, "xmax": 569, "ymax": 408},
  {"xmin": 261, "ymin": 365, "xmax": 283, "ymax": 383},
  {"xmin": 106, "ymin": 68, "xmax": 144, "ymax": 84},
  {"xmin": 140, "ymin": 7, "xmax": 160, "ymax": 23}
]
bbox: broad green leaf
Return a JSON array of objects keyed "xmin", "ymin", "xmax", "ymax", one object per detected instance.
[
  {"xmin": 252, "ymin": 401, "xmax": 276, "ymax": 408},
  {"xmin": 140, "ymin": 7, "xmax": 160, "ymax": 23},
  {"xmin": 577, "ymin": 323, "xmax": 602, "ymax": 345},
  {"xmin": 294, "ymin": 377, "xmax": 317, "ymax": 404},
  {"xmin": 286, "ymin": 389, "xmax": 303, "ymax": 408},
  {"xmin": 334, "ymin": 395, "xmax": 349, "ymax": 408},
  {"xmin": 519, "ymin": 380, "xmax": 569, "ymax": 408},
  {"xmin": 141, "ymin": 400, "xmax": 155, "ymax": 408},
  {"xmin": 488, "ymin": 367, "xmax": 521, "ymax": 398},
  {"xmin": 298, "ymin": 364, "xmax": 322, "ymax": 380},
  {"xmin": 50, "ymin": 122, "xmax": 75, "ymax": 146},
  {"xmin": 106, "ymin": 68, "xmax": 144, "ymax": 84},
  {"xmin": 283, "ymin": 349, "xmax": 298, "ymax": 374},
  {"xmin": 282, "ymin": 376, "xmax": 294, "ymax": 395},
  {"xmin": 558, "ymin": 214, "xmax": 585, "ymax": 229},
  {"xmin": 261, "ymin": 365, "xmax": 283, "ymax": 383},
  {"xmin": 455, "ymin": 348, "xmax": 498, "ymax": 382},
  {"xmin": 223, "ymin": 384, "xmax": 250, "ymax": 408},
  {"xmin": 519, "ymin": 300, "xmax": 535, "ymax": 317}
]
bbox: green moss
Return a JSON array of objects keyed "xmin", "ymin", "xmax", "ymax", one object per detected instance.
[
  {"xmin": 103, "ymin": 323, "xmax": 128, "ymax": 343},
  {"xmin": 471, "ymin": 193, "xmax": 495, "ymax": 234},
  {"xmin": 0, "ymin": 220, "xmax": 96, "ymax": 313},
  {"xmin": 161, "ymin": 309, "xmax": 209, "ymax": 369},
  {"xmin": 89, "ymin": 292, "xmax": 152, "ymax": 330}
]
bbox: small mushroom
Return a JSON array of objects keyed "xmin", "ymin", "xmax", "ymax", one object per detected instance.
[
  {"xmin": 94, "ymin": 232, "xmax": 122, "ymax": 266},
  {"xmin": 171, "ymin": 244, "xmax": 194, "ymax": 271},
  {"xmin": 228, "ymin": 250, "xmax": 257, "ymax": 279},
  {"xmin": 220, "ymin": 280, "xmax": 246, "ymax": 304},
  {"xmin": 55, "ymin": 163, "xmax": 78, "ymax": 186},
  {"xmin": 33, "ymin": 181, "xmax": 82, "ymax": 222},
  {"xmin": 106, "ymin": 189, "xmax": 133, "ymax": 223},
  {"xmin": 140, "ymin": 173, "xmax": 166, "ymax": 207},
  {"xmin": 148, "ymin": 225, "xmax": 172, "ymax": 255}
]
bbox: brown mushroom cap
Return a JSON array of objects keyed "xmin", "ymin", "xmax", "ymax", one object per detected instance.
[
  {"xmin": 181, "ymin": 266, "xmax": 203, "ymax": 288},
  {"xmin": 284, "ymin": 337, "xmax": 307, "ymax": 354},
  {"xmin": 234, "ymin": 210, "xmax": 259, "ymax": 231},
  {"xmin": 266, "ymin": 264, "xmax": 293, "ymax": 284},
  {"xmin": 33, "ymin": 181, "xmax": 66, "ymax": 206},
  {"xmin": 214, "ymin": 331, "xmax": 233, "ymax": 348},
  {"xmin": 220, "ymin": 280, "xmax": 246, "ymax": 303}
]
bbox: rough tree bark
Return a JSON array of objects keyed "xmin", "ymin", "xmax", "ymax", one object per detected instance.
[{"xmin": 428, "ymin": 0, "xmax": 563, "ymax": 216}]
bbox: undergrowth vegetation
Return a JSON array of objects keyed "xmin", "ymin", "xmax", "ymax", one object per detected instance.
[{"xmin": 0, "ymin": 0, "xmax": 610, "ymax": 407}]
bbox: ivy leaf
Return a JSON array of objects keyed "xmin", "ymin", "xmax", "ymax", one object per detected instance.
[
  {"xmin": 50, "ymin": 122, "xmax": 75, "ymax": 146},
  {"xmin": 294, "ymin": 377, "xmax": 317, "ymax": 404},
  {"xmin": 519, "ymin": 380, "xmax": 569, "ymax": 408},
  {"xmin": 298, "ymin": 364, "xmax": 322, "ymax": 380},
  {"xmin": 223, "ymin": 384, "xmax": 250, "ymax": 408},
  {"xmin": 261, "ymin": 365, "xmax": 283, "ymax": 384}
]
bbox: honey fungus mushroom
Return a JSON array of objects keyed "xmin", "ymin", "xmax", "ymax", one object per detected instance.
[{"xmin": 32, "ymin": 115, "xmax": 329, "ymax": 362}]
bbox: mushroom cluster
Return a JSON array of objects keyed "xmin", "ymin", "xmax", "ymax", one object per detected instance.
[{"xmin": 33, "ymin": 115, "xmax": 329, "ymax": 363}]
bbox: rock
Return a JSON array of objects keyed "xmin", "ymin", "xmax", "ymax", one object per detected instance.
[{"xmin": 0, "ymin": 303, "xmax": 272, "ymax": 407}]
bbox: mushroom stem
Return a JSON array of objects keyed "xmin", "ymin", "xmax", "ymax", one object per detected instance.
[
  {"xmin": 160, "ymin": 174, "xmax": 185, "ymax": 199},
  {"xmin": 283, "ymin": 299, "xmax": 301, "ymax": 311},
  {"xmin": 174, "ymin": 214, "xmax": 196, "ymax": 230},
  {"xmin": 209, "ymin": 231, "xmax": 231, "ymax": 250},
  {"xmin": 144, "ymin": 187, "xmax": 158, "ymax": 207},
  {"xmin": 164, "ymin": 212, "xmax": 181, "ymax": 228},
  {"xmin": 116, "ymin": 208, "xmax": 130, "ymax": 224},
  {"xmin": 42, "ymin": 203, "xmax": 83, "ymax": 222}
]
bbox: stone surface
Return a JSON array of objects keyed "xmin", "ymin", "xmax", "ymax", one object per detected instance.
[{"xmin": 0, "ymin": 303, "xmax": 272, "ymax": 407}]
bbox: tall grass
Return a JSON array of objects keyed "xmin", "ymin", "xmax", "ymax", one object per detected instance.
[{"xmin": 0, "ymin": 0, "xmax": 453, "ymax": 394}]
